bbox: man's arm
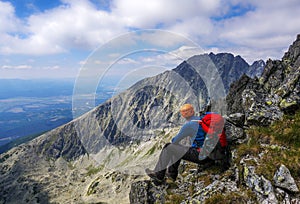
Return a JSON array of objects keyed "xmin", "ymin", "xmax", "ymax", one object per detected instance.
[{"xmin": 171, "ymin": 122, "xmax": 197, "ymax": 144}]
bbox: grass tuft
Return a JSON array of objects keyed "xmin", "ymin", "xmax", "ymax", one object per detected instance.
[
  {"xmin": 86, "ymin": 164, "xmax": 103, "ymax": 177},
  {"xmin": 236, "ymin": 110, "xmax": 300, "ymax": 186},
  {"xmin": 204, "ymin": 190, "xmax": 257, "ymax": 204}
]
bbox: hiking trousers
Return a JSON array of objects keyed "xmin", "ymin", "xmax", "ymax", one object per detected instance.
[{"xmin": 153, "ymin": 143, "xmax": 213, "ymax": 180}]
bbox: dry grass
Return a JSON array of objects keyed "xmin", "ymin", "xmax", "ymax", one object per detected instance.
[{"xmin": 236, "ymin": 110, "xmax": 300, "ymax": 186}]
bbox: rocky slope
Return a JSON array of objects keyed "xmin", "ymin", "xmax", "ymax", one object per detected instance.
[
  {"xmin": 129, "ymin": 35, "xmax": 300, "ymax": 203},
  {"xmin": 3, "ymin": 34, "xmax": 300, "ymax": 204}
]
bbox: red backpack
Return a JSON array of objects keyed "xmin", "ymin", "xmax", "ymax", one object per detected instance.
[{"xmin": 199, "ymin": 113, "xmax": 227, "ymax": 147}]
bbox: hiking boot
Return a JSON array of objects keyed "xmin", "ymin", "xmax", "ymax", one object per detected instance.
[
  {"xmin": 165, "ymin": 177, "xmax": 176, "ymax": 183},
  {"xmin": 197, "ymin": 160, "xmax": 215, "ymax": 172},
  {"xmin": 145, "ymin": 168, "xmax": 164, "ymax": 185},
  {"xmin": 165, "ymin": 177, "xmax": 178, "ymax": 189}
]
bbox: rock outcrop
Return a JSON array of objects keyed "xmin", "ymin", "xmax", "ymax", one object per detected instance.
[
  {"xmin": 227, "ymin": 34, "xmax": 300, "ymax": 126},
  {"xmin": 274, "ymin": 164, "xmax": 299, "ymax": 193},
  {"xmin": 129, "ymin": 160, "xmax": 299, "ymax": 204}
]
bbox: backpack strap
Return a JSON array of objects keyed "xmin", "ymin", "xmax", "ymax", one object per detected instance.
[
  {"xmin": 218, "ymin": 129, "xmax": 227, "ymax": 147},
  {"xmin": 193, "ymin": 124, "xmax": 206, "ymax": 148}
]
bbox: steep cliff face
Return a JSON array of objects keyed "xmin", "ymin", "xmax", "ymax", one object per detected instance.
[{"xmin": 208, "ymin": 53, "xmax": 249, "ymax": 91}]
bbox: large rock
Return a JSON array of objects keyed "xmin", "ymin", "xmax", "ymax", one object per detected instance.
[
  {"xmin": 226, "ymin": 74, "xmax": 261, "ymax": 115},
  {"xmin": 243, "ymin": 165, "xmax": 278, "ymax": 204},
  {"xmin": 224, "ymin": 117, "xmax": 246, "ymax": 144},
  {"xmin": 242, "ymin": 89, "xmax": 283, "ymax": 126},
  {"xmin": 273, "ymin": 164, "xmax": 299, "ymax": 193},
  {"xmin": 226, "ymin": 75, "xmax": 283, "ymax": 126},
  {"xmin": 260, "ymin": 34, "xmax": 300, "ymax": 114},
  {"xmin": 190, "ymin": 180, "xmax": 239, "ymax": 203},
  {"xmin": 129, "ymin": 180, "xmax": 166, "ymax": 204}
]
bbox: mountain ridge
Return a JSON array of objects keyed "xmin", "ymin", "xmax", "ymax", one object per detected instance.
[
  {"xmin": 2, "ymin": 34, "xmax": 300, "ymax": 203},
  {"xmin": 32, "ymin": 51, "xmax": 262, "ymax": 160}
]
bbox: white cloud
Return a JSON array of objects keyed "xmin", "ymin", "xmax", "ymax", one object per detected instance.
[
  {"xmin": 169, "ymin": 46, "xmax": 205, "ymax": 59},
  {"xmin": 0, "ymin": 0, "xmax": 299, "ymax": 67},
  {"xmin": 167, "ymin": 17, "xmax": 214, "ymax": 40},
  {"xmin": 1, "ymin": 65, "xmax": 32, "ymax": 69},
  {"xmin": 214, "ymin": 0, "xmax": 300, "ymax": 62},
  {"xmin": 135, "ymin": 46, "xmax": 204, "ymax": 70},
  {"xmin": 133, "ymin": 30, "xmax": 189, "ymax": 48},
  {"xmin": 0, "ymin": 0, "xmax": 225, "ymax": 55},
  {"xmin": 111, "ymin": 0, "xmax": 222, "ymax": 27},
  {"xmin": 0, "ymin": 1, "xmax": 23, "ymax": 33},
  {"xmin": 42, "ymin": 65, "xmax": 60, "ymax": 70},
  {"xmin": 0, "ymin": 0, "xmax": 126, "ymax": 55},
  {"xmin": 117, "ymin": 57, "xmax": 139, "ymax": 65},
  {"xmin": 79, "ymin": 60, "xmax": 87, "ymax": 66}
]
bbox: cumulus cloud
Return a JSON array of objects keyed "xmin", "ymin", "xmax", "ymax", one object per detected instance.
[
  {"xmin": 132, "ymin": 30, "xmax": 193, "ymax": 48},
  {"xmin": 117, "ymin": 57, "xmax": 140, "ymax": 65},
  {"xmin": 0, "ymin": 0, "xmax": 299, "ymax": 65},
  {"xmin": 0, "ymin": 1, "xmax": 23, "ymax": 33},
  {"xmin": 0, "ymin": 0, "xmax": 126, "ymax": 55},
  {"xmin": 118, "ymin": 46, "xmax": 205, "ymax": 71},
  {"xmin": 219, "ymin": 1, "xmax": 300, "ymax": 46},
  {"xmin": 111, "ymin": 0, "xmax": 222, "ymax": 28},
  {"xmin": 214, "ymin": 0, "xmax": 300, "ymax": 62}
]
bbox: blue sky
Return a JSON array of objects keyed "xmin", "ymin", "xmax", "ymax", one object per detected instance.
[{"xmin": 1, "ymin": 0, "xmax": 300, "ymax": 79}]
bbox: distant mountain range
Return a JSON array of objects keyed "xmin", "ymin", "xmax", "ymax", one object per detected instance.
[{"xmin": 2, "ymin": 34, "xmax": 300, "ymax": 203}]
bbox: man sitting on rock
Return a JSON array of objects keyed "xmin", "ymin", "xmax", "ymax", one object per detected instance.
[{"xmin": 145, "ymin": 103, "xmax": 217, "ymax": 184}]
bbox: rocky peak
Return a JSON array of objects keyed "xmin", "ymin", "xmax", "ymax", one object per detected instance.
[
  {"xmin": 247, "ymin": 60, "xmax": 265, "ymax": 78},
  {"xmin": 208, "ymin": 52, "xmax": 251, "ymax": 91},
  {"xmin": 175, "ymin": 53, "xmax": 262, "ymax": 94},
  {"xmin": 283, "ymin": 34, "xmax": 300, "ymax": 68},
  {"xmin": 173, "ymin": 59, "xmax": 208, "ymax": 99},
  {"xmin": 227, "ymin": 34, "xmax": 300, "ymax": 126},
  {"xmin": 261, "ymin": 34, "xmax": 300, "ymax": 94},
  {"xmin": 226, "ymin": 74, "xmax": 261, "ymax": 115}
]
